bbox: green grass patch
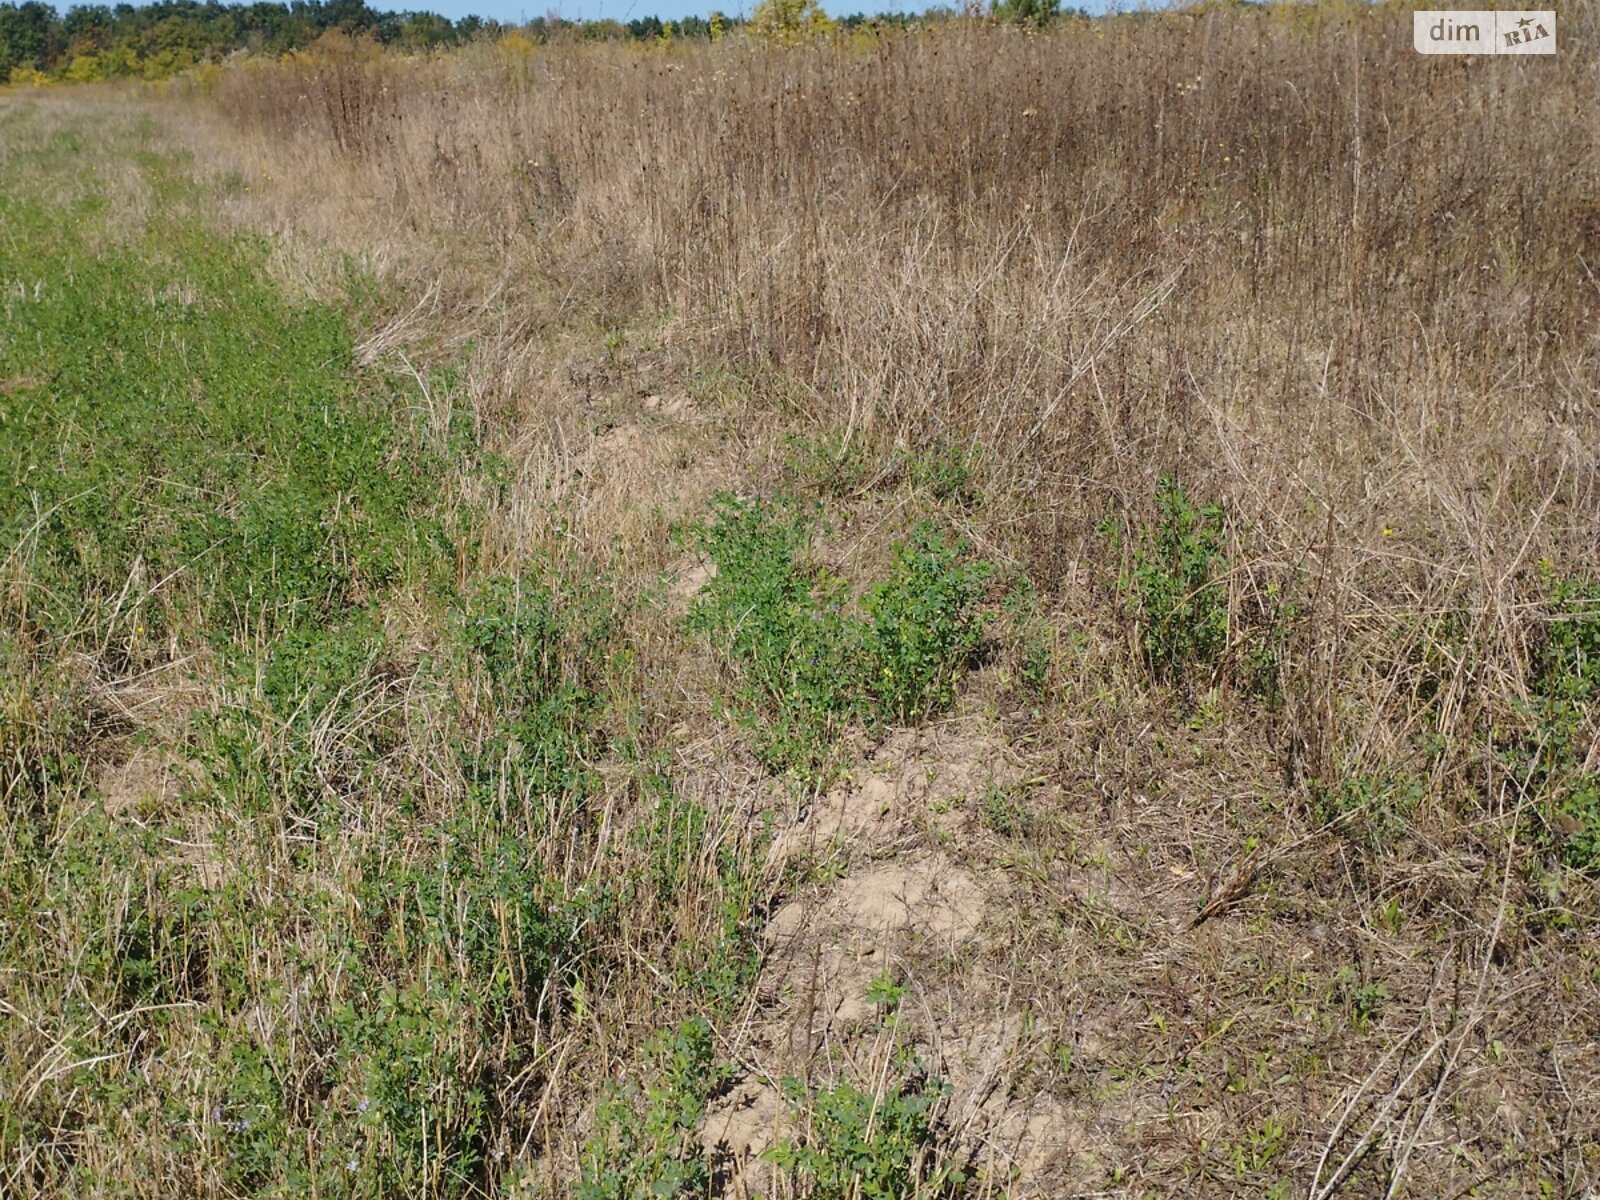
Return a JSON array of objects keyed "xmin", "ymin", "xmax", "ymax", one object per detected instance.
[
  {"xmin": 1, "ymin": 145, "xmax": 452, "ymax": 654},
  {"xmin": 1526, "ymin": 577, "xmax": 1600, "ymax": 871},
  {"xmin": 1126, "ymin": 476, "xmax": 1230, "ymax": 681},
  {"xmin": 685, "ymin": 493, "xmax": 991, "ymax": 784},
  {"xmin": 454, "ymin": 569, "xmax": 616, "ymax": 815},
  {"xmin": 0, "ymin": 111, "xmax": 597, "ymax": 1198},
  {"xmin": 577, "ymin": 1017, "xmax": 723, "ymax": 1200}
]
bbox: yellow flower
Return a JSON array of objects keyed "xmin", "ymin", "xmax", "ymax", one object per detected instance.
[{"xmin": 1382, "ymin": 527, "xmax": 1395, "ymax": 537}]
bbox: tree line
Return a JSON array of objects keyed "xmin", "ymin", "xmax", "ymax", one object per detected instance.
[
  {"xmin": 0, "ymin": 0, "xmax": 1098, "ymax": 85},
  {"xmin": 1, "ymin": 1, "xmax": 495, "ymax": 81}
]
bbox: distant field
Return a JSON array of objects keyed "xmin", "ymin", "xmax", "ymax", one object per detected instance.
[{"xmin": 3, "ymin": 6, "xmax": 1599, "ymax": 1198}]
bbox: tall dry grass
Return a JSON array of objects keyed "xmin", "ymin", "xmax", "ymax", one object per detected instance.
[
  {"xmin": 205, "ymin": 6, "xmax": 1600, "ymax": 796},
  {"xmin": 28, "ymin": 8, "xmax": 1586, "ymax": 1195}
]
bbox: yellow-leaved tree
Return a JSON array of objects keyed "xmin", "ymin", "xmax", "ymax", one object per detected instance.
[{"xmin": 749, "ymin": 0, "xmax": 835, "ymax": 45}]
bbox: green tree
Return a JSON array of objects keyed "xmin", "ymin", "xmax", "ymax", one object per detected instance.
[
  {"xmin": 0, "ymin": 2, "xmax": 57, "ymax": 76},
  {"xmin": 399, "ymin": 11, "xmax": 453, "ymax": 48},
  {"xmin": 991, "ymin": 0, "xmax": 1061, "ymax": 24}
]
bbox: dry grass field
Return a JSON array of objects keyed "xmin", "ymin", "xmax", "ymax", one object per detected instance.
[{"xmin": 3, "ymin": 4, "xmax": 1599, "ymax": 1197}]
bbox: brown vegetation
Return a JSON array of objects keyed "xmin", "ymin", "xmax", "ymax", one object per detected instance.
[
  {"xmin": 6, "ymin": 4, "xmax": 1600, "ymax": 1196},
  {"xmin": 198, "ymin": 13, "xmax": 1600, "ymax": 1189}
]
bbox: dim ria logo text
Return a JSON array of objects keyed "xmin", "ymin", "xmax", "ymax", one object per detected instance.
[{"xmin": 1413, "ymin": 10, "xmax": 1555, "ymax": 54}]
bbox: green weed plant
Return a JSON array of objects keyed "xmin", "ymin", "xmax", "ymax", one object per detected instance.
[{"xmin": 686, "ymin": 494, "xmax": 991, "ymax": 784}]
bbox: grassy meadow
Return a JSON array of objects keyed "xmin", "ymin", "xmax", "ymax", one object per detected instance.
[{"xmin": 2, "ymin": 4, "xmax": 1599, "ymax": 1197}]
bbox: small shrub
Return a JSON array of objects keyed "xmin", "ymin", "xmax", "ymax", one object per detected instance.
[
  {"xmin": 861, "ymin": 526, "xmax": 992, "ymax": 723},
  {"xmin": 1310, "ymin": 771, "xmax": 1421, "ymax": 854},
  {"xmin": 333, "ymin": 983, "xmax": 489, "ymax": 1198},
  {"xmin": 767, "ymin": 1073, "xmax": 963, "ymax": 1200},
  {"xmin": 980, "ymin": 780, "xmax": 1032, "ymax": 839},
  {"xmin": 359, "ymin": 827, "xmax": 573, "ymax": 1021},
  {"xmin": 686, "ymin": 494, "xmax": 991, "ymax": 782},
  {"xmin": 631, "ymin": 781, "xmax": 762, "ymax": 1011},
  {"xmin": 904, "ymin": 442, "xmax": 979, "ymax": 507},
  {"xmin": 1555, "ymin": 776, "xmax": 1600, "ymax": 874},
  {"xmin": 1128, "ymin": 477, "xmax": 1229, "ymax": 680},
  {"xmin": 1503, "ymin": 576, "xmax": 1600, "ymax": 871},
  {"xmin": 685, "ymin": 494, "xmax": 858, "ymax": 779},
  {"xmin": 209, "ymin": 1040, "xmax": 290, "ymax": 1191},
  {"xmin": 577, "ymin": 1018, "xmax": 721, "ymax": 1200},
  {"xmin": 1534, "ymin": 578, "xmax": 1600, "ymax": 715},
  {"xmin": 1332, "ymin": 967, "xmax": 1389, "ymax": 1031},
  {"xmin": 456, "ymin": 572, "xmax": 613, "ymax": 810},
  {"xmin": 260, "ymin": 613, "xmax": 384, "ymax": 722},
  {"xmin": 783, "ymin": 428, "xmax": 870, "ymax": 498}
]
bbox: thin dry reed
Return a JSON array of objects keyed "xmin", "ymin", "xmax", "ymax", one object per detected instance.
[
  {"xmin": 209, "ymin": 6, "xmax": 1600, "ymax": 789},
  {"xmin": 9, "ymin": 8, "xmax": 1592, "ymax": 1195}
]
